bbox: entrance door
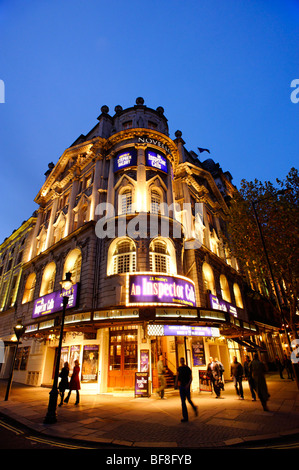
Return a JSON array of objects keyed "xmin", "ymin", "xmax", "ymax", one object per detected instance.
[{"xmin": 108, "ymin": 327, "xmax": 138, "ymax": 389}]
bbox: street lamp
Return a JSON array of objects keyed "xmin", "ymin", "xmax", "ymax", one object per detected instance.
[
  {"xmin": 4, "ymin": 320, "xmax": 26, "ymax": 401},
  {"xmin": 44, "ymin": 272, "xmax": 72, "ymax": 424},
  {"xmin": 251, "ymin": 190, "xmax": 299, "ymax": 388}
]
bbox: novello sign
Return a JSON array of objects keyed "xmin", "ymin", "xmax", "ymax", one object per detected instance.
[
  {"xmin": 127, "ymin": 273, "xmax": 196, "ymax": 307},
  {"xmin": 32, "ymin": 283, "xmax": 79, "ymax": 319}
]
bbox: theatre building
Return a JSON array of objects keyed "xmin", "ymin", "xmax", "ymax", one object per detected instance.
[{"xmin": 0, "ymin": 98, "xmax": 283, "ymax": 394}]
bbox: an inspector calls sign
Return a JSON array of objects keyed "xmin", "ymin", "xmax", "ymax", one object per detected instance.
[
  {"xmin": 127, "ymin": 273, "xmax": 196, "ymax": 307},
  {"xmin": 32, "ymin": 284, "xmax": 79, "ymax": 319}
]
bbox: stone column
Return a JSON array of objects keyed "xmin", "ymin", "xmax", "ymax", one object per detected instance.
[
  {"xmin": 106, "ymin": 156, "xmax": 115, "ymax": 207},
  {"xmin": 89, "ymin": 157, "xmax": 103, "ymax": 221},
  {"xmin": 64, "ymin": 177, "xmax": 79, "ymax": 237},
  {"xmin": 27, "ymin": 208, "xmax": 43, "ymax": 261},
  {"xmin": 45, "ymin": 196, "xmax": 59, "ymax": 250},
  {"xmin": 136, "ymin": 144, "xmax": 147, "ymax": 212}
]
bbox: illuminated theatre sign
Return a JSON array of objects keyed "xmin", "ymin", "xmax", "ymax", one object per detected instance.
[
  {"xmin": 114, "ymin": 149, "xmax": 137, "ymax": 172},
  {"xmin": 32, "ymin": 284, "xmax": 79, "ymax": 319},
  {"xmin": 209, "ymin": 293, "xmax": 237, "ymax": 317},
  {"xmin": 126, "ymin": 273, "xmax": 196, "ymax": 307},
  {"xmin": 146, "ymin": 150, "xmax": 168, "ymax": 173}
]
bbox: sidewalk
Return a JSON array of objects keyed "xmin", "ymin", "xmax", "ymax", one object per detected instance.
[{"xmin": 0, "ymin": 373, "xmax": 299, "ymax": 448}]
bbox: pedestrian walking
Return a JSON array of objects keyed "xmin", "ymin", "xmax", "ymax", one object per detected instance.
[
  {"xmin": 215, "ymin": 357, "xmax": 225, "ymax": 381},
  {"xmin": 58, "ymin": 362, "xmax": 69, "ymax": 406},
  {"xmin": 284, "ymin": 354, "xmax": 294, "ymax": 380},
  {"xmin": 156, "ymin": 355, "xmax": 166, "ymax": 399},
  {"xmin": 64, "ymin": 360, "xmax": 81, "ymax": 405},
  {"xmin": 243, "ymin": 355, "xmax": 256, "ymax": 401},
  {"xmin": 207, "ymin": 357, "xmax": 221, "ymax": 398},
  {"xmin": 250, "ymin": 353, "xmax": 270, "ymax": 411},
  {"xmin": 231, "ymin": 356, "xmax": 244, "ymax": 399},
  {"xmin": 275, "ymin": 355, "xmax": 284, "ymax": 379},
  {"xmin": 176, "ymin": 357, "xmax": 198, "ymax": 422}
]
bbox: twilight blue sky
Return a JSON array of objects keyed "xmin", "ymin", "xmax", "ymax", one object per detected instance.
[{"xmin": 0, "ymin": 0, "xmax": 298, "ymax": 244}]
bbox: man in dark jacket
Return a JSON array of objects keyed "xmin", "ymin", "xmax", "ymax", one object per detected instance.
[
  {"xmin": 177, "ymin": 357, "xmax": 198, "ymax": 422},
  {"xmin": 231, "ymin": 356, "xmax": 244, "ymax": 399},
  {"xmin": 244, "ymin": 355, "xmax": 256, "ymax": 401}
]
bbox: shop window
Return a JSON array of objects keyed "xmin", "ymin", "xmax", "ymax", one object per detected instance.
[
  {"xmin": 220, "ymin": 274, "xmax": 231, "ymax": 303},
  {"xmin": 63, "ymin": 248, "xmax": 82, "ymax": 284},
  {"xmin": 40, "ymin": 262, "xmax": 56, "ymax": 297},
  {"xmin": 149, "ymin": 238, "xmax": 176, "ymax": 274},
  {"xmin": 202, "ymin": 262, "xmax": 216, "ymax": 295},
  {"xmin": 109, "ymin": 238, "xmax": 136, "ymax": 275},
  {"xmin": 233, "ymin": 283, "xmax": 244, "ymax": 309}
]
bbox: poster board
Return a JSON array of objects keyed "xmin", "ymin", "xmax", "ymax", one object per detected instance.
[
  {"xmin": 199, "ymin": 371, "xmax": 212, "ymax": 392},
  {"xmin": 135, "ymin": 372, "xmax": 149, "ymax": 397}
]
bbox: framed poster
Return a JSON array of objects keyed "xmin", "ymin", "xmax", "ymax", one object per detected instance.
[
  {"xmin": 81, "ymin": 345, "xmax": 99, "ymax": 382},
  {"xmin": 59, "ymin": 346, "xmax": 70, "ymax": 370},
  {"xmin": 199, "ymin": 371, "xmax": 212, "ymax": 392},
  {"xmin": 140, "ymin": 350, "xmax": 149, "ymax": 372},
  {"xmin": 69, "ymin": 345, "xmax": 81, "ymax": 372},
  {"xmin": 192, "ymin": 338, "xmax": 205, "ymax": 366}
]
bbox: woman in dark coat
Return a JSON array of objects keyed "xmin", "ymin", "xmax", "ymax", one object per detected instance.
[
  {"xmin": 64, "ymin": 360, "xmax": 81, "ymax": 405},
  {"xmin": 58, "ymin": 362, "xmax": 69, "ymax": 406}
]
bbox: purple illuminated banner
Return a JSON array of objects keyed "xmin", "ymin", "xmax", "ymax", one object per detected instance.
[
  {"xmin": 209, "ymin": 293, "xmax": 237, "ymax": 317},
  {"xmin": 146, "ymin": 150, "xmax": 168, "ymax": 173},
  {"xmin": 127, "ymin": 273, "xmax": 196, "ymax": 307},
  {"xmin": 32, "ymin": 283, "xmax": 79, "ymax": 319},
  {"xmin": 114, "ymin": 149, "xmax": 137, "ymax": 172},
  {"xmin": 163, "ymin": 325, "xmax": 220, "ymax": 337}
]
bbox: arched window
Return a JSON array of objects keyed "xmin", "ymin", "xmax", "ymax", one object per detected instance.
[
  {"xmin": 202, "ymin": 262, "xmax": 216, "ymax": 295},
  {"xmin": 151, "ymin": 190, "xmax": 161, "ymax": 215},
  {"xmin": 22, "ymin": 272, "xmax": 36, "ymax": 304},
  {"xmin": 40, "ymin": 262, "xmax": 56, "ymax": 297},
  {"xmin": 220, "ymin": 274, "xmax": 231, "ymax": 303},
  {"xmin": 233, "ymin": 283, "xmax": 244, "ymax": 308},
  {"xmin": 119, "ymin": 188, "xmax": 133, "ymax": 215},
  {"xmin": 109, "ymin": 238, "xmax": 136, "ymax": 275},
  {"xmin": 63, "ymin": 249, "xmax": 82, "ymax": 284},
  {"xmin": 149, "ymin": 238, "xmax": 176, "ymax": 274}
]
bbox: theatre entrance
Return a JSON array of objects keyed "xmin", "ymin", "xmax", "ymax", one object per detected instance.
[
  {"xmin": 151, "ymin": 336, "xmax": 185, "ymax": 390},
  {"xmin": 108, "ymin": 326, "xmax": 138, "ymax": 389}
]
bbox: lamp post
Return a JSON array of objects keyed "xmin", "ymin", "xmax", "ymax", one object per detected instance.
[
  {"xmin": 44, "ymin": 272, "xmax": 73, "ymax": 424},
  {"xmin": 4, "ymin": 320, "xmax": 26, "ymax": 401},
  {"xmin": 251, "ymin": 191, "xmax": 299, "ymax": 388}
]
